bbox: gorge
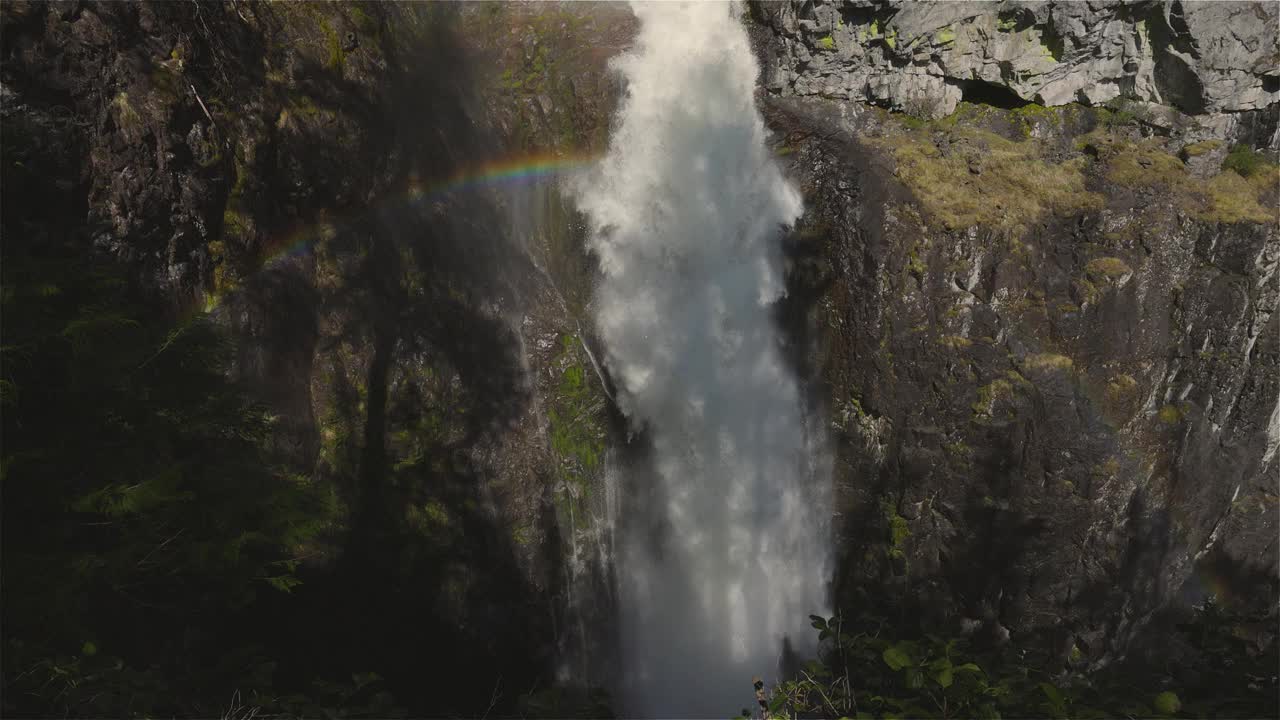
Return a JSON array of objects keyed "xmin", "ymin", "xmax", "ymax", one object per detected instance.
[{"xmin": 2, "ymin": 1, "xmax": 1277, "ymax": 718}]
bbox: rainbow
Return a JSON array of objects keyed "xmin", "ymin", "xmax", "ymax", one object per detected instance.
[{"xmin": 197, "ymin": 150, "xmax": 599, "ymax": 315}]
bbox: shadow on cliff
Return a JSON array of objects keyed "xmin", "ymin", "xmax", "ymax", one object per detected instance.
[
  {"xmin": 1, "ymin": 2, "xmax": 557, "ymax": 717},
  {"xmin": 238, "ymin": 9, "xmax": 552, "ymax": 716}
]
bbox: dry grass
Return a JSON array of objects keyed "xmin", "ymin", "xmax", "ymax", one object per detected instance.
[
  {"xmin": 1023, "ymin": 353, "xmax": 1074, "ymax": 371},
  {"xmin": 1080, "ymin": 130, "xmax": 1278, "ymax": 226},
  {"xmin": 1085, "ymin": 257, "xmax": 1132, "ymax": 283},
  {"xmin": 867, "ymin": 106, "xmax": 1277, "ymax": 236},
  {"xmin": 1202, "ymin": 170, "xmax": 1278, "ymax": 224},
  {"xmin": 871, "ymin": 125, "xmax": 1103, "ymax": 231}
]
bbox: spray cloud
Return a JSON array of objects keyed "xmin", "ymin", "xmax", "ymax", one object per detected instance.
[{"xmin": 572, "ymin": 2, "xmax": 830, "ymax": 716}]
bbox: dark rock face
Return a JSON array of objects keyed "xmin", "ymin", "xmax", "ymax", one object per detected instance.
[
  {"xmin": 764, "ymin": 95, "xmax": 1278, "ymax": 665},
  {"xmin": 1, "ymin": 1, "xmax": 633, "ymax": 711},
  {"xmin": 755, "ymin": 0, "xmax": 1280, "ymax": 130}
]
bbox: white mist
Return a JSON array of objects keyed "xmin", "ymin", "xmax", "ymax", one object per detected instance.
[{"xmin": 572, "ymin": 2, "xmax": 830, "ymax": 716}]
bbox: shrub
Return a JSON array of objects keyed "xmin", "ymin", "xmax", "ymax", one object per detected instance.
[{"xmin": 1222, "ymin": 144, "xmax": 1266, "ymax": 177}]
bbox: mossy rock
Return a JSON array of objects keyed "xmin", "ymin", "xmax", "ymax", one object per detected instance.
[{"xmin": 1085, "ymin": 257, "xmax": 1132, "ymax": 284}]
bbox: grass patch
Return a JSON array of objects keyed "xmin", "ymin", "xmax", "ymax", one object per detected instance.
[
  {"xmin": 1080, "ymin": 131, "xmax": 1277, "ymax": 225},
  {"xmin": 1023, "ymin": 353, "xmax": 1073, "ymax": 371},
  {"xmin": 1180, "ymin": 139, "xmax": 1222, "ymax": 158},
  {"xmin": 1158, "ymin": 404, "xmax": 1184, "ymax": 424},
  {"xmin": 1201, "ymin": 171, "xmax": 1276, "ymax": 224},
  {"xmin": 972, "ymin": 379, "xmax": 1014, "ymax": 419},
  {"xmin": 1085, "ymin": 257, "xmax": 1132, "ymax": 283},
  {"xmin": 871, "ymin": 123, "xmax": 1102, "ymax": 231}
]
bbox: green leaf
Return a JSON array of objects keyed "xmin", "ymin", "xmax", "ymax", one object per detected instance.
[
  {"xmin": 955, "ymin": 662, "xmax": 983, "ymax": 674},
  {"xmin": 883, "ymin": 642, "xmax": 913, "ymax": 670},
  {"xmin": 1153, "ymin": 691, "xmax": 1181, "ymax": 715},
  {"xmin": 810, "ymin": 614, "xmax": 828, "ymax": 630},
  {"xmin": 264, "ymin": 574, "xmax": 303, "ymax": 593},
  {"xmin": 931, "ymin": 658, "xmax": 954, "ymax": 688},
  {"xmin": 1040, "ymin": 682, "xmax": 1063, "ymax": 705},
  {"xmin": 81, "ymin": 641, "xmax": 97, "ymax": 657}
]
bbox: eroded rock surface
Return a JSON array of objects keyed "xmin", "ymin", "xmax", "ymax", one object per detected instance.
[
  {"xmin": 756, "ymin": 0, "xmax": 1280, "ymax": 126},
  {"xmin": 765, "ymin": 95, "xmax": 1278, "ymax": 666}
]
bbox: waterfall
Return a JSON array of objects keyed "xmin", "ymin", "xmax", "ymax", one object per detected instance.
[{"xmin": 572, "ymin": 2, "xmax": 830, "ymax": 715}]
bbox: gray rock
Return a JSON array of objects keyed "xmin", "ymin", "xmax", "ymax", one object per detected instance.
[{"xmin": 758, "ymin": 0, "xmax": 1279, "ymax": 126}]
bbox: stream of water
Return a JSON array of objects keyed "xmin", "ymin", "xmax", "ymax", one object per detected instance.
[{"xmin": 572, "ymin": 2, "xmax": 831, "ymax": 715}]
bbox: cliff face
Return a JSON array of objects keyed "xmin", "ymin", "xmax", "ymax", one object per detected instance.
[
  {"xmin": 752, "ymin": 1, "xmax": 1279, "ymax": 668},
  {"xmin": 2, "ymin": 1, "xmax": 629, "ymax": 713},
  {"xmin": 758, "ymin": 0, "xmax": 1280, "ymax": 135}
]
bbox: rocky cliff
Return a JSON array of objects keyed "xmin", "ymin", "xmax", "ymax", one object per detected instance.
[
  {"xmin": 751, "ymin": 0, "xmax": 1278, "ymax": 675},
  {"xmin": 758, "ymin": 0, "xmax": 1280, "ymax": 136},
  {"xmin": 2, "ymin": 1, "xmax": 631, "ymax": 714}
]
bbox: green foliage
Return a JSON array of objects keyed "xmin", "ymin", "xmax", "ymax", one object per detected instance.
[
  {"xmin": 818, "ymin": 35, "xmax": 836, "ymax": 50},
  {"xmin": 1222, "ymin": 144, "xmax": 1266, "ymax": 177},
  {"xmin": 1154, "ymin": 691, "xmax": 1182, "ymax": 716},
  {"xmin": 756, "ymin": 615, "xmax": 1015, "ymax": 719},
  {"xmin": 2, "ymin": 238, "xmax": 337, "ymax": 715},
  {"xmin": 754, "ymin": 600, "xmax": 1277, "ymax": 719},
  {"xmin": 547, "ymin": 334, "xmax": 606, "ymax": 531}
]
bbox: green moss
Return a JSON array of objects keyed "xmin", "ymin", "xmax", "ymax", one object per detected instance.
[
  {"xmin": 818, "ymin": 35, "xmax": 835, "ymax": 51},
  {"xmin": 1157, "ymin": 404, "xmax": 1184, "ymax": 424},
  {"xmin": 513, "ymin": 525, "xmax": 535, "ymax": 547},
  {"xmin": 1008, "ymin": 103, "xmax": 1057, "ymax": 137},
  {"xmin": 884, "ymin": 27, "xmax": 897, "ymax": 49},
  {"xmin": 547, "ymin": 335, "xmax": 606, "ymax": 530},
  {"xmin": 320, "ymin": 19, "xmax": 345, "ymax": 72},
  {"xmin": 972, "ymin": 379, "xmax": 1013, "ymax": 417},
  {"xmin": 906, "ymin": 246, "xmax": 925, "ymax": 277},
  {"xmin": 936, "ymin": 26, "xmax": 956, "ymax": 45},
  {"xmin": 882, "ymin": 500, "xmax": 910, "ymax": 550},
  {"xmin": 1073, "ymin": 278, "xmax": 1100, "ymax": 305},
  {"xmin": 1106, "ymin": 374, "xmax": 1138, "ymax": 404},
  {"xmin": 112, "ymin": 92, "xmax": 142, "ymax": 132},
  {"xmin": 349, "ymin": 5, "xmax": 376, "ymax": 34},
  {"xmin": 939, "ymin": 335, "xmax": 972, "ymax": 350}
]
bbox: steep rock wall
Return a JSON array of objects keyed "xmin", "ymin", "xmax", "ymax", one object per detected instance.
[
  {"xmin": 1, "ymin": 1, "xmax": 630, "ymax": 712},
  {"xmin": 756, "ymin": 0, "xmax": 1280, "ymax": 139},
  {"xmin": 764, "ymin": 92, "xmax": 1278, "ymax": 665}
]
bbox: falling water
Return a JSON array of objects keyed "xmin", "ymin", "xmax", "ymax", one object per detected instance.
[{"xmin": 572, "ymin": 2, "xmax": 830, "ymax": 716}]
